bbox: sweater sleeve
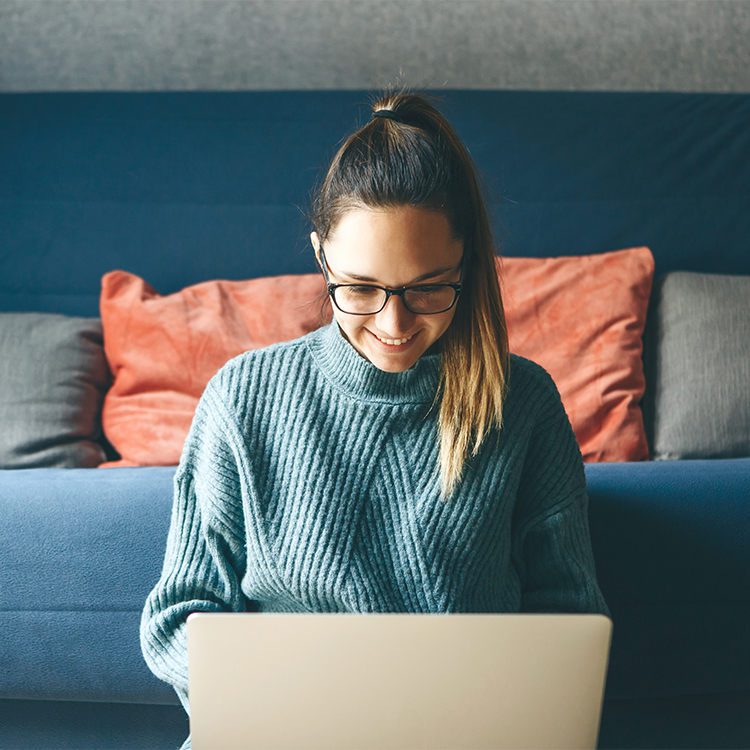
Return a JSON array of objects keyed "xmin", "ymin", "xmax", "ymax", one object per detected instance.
[
  {"xmin": 140, "ymin": 379, "xmax": 249, "ymax": 711},
  {"xmin": 511, "ymin": 371, "xmax": 610, "ymax": 617}
]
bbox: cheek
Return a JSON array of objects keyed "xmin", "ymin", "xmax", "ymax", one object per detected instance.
[
  {"xmin": 334, "ymin": 310, "xmax": 360, "ymax": 327},
  {"xmin": 429, "ymin": 309, "xmax": 458, "ymax": 340},
  {"xmin": 333, "ymin": 311, "xmax": 369, "ymax": 343}
]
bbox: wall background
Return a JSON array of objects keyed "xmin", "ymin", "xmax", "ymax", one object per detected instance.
[{"xmin": 1, "ymin": 0, "xmax": 749, "ymax": 93}]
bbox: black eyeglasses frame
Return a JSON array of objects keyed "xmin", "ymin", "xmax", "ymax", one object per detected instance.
[{"xmin": 317, "ymin": 245, "xmax": 466, "ymax": 316}]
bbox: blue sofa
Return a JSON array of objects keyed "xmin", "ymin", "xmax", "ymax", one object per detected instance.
[{"xmin": 1, "ymin": 90, "xmax": 749, "ymax": 749}]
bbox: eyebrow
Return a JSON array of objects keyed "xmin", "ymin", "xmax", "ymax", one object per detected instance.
[{"xmin": 338, "ymin": 263, "xmax": 459, "ymax": 285}]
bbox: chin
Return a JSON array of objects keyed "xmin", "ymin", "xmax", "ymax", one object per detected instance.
[
  {"xmin": 375, "ymin": 361, "xmax": 414, "ymax": 373},
  {"xmin": 367, "ymin": 350, "xmax": 423, "ymax": 373}
]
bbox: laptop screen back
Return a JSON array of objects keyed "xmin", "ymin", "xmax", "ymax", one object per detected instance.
[{"xmin": 187, "ymin": 612, "xmax": 611, "ymax": 750}]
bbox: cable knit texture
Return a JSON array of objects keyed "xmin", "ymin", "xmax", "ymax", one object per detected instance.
[{"xmin": 141, "ymin": 322, "xmax": 609, "ymax": 739}]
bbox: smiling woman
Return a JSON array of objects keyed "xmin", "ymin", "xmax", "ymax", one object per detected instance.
[
  {"xmin": 312, "ymin": 207, "xmax": 463, "ymax": 372},
  {"xmin": 140, "ymin": 90, "xmax": 610, "ymax": 750}
]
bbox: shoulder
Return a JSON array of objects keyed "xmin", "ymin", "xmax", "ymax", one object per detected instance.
[
  {"xmin": 506, "ymin": 354, "xmax": 564, "ymax": 414},
  {"xmin": 180, "ymin": 329, "xmax": 327, "ymax": 465},
  {"xmin": 504, "ymin": 355, "xmax": 583, "ymax": 475},
  {"xmin": 501, "ymin": 354, "xmax": 579, "ymax": 462},
  {"xmin": 507, "ymin": 353, "xmax": 556, "ymax": 388},
  {"xmin": 208, "ymin": 327, "xmax": 324, "ymax": 399}
]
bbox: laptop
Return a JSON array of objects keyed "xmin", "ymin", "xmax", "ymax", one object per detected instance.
[{"xmin": 187, "ymin": 612, "xmax": 612, "ymax": 750}]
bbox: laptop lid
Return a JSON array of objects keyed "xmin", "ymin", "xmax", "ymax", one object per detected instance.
[{"xmin": 187, "ymin": 612, "xmax": 612, "ymax": 750}]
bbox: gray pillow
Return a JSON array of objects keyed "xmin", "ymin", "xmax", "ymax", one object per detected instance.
[
  {"xmin": 0, "ymin": 313, "xmax": 109, "ymax": 468},
  {"xmin": 651, "ymin": 272, "xmax": 750, "ymax": 460}
]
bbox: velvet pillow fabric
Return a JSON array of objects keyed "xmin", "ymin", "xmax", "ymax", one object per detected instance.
[
  {"xmin": 0, "ymin": 313, "xmax": 109, "ymax": 468},
  {"xmin": 649, "ymin": 272, "xmax": 750, "ymax": 460},
  {"xmin": 100, "ymin": 247, "xmax": 653, "ymax": 467}
]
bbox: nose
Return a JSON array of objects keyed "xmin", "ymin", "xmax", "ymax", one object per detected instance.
[{"xmin": 374, "ymin": 293, "xmax": 415, "ymax": 334}]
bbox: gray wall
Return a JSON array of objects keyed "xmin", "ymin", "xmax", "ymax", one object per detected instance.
[{"xmin": 1, "ymin": 0, "xmax": 749, "ymax": 92}]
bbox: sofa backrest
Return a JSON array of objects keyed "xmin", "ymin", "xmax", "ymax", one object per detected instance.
[{"xmin": 2, "ymin": 90, "xmax": 749, "ymax": 317}]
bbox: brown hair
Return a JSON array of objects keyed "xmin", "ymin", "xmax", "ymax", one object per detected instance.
[{"xmin": 311, "ymin": 91, "xmax": 509, "ymax": 496}]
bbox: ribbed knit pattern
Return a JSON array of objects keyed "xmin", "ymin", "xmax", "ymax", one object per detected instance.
[{"xmin": 141, "ymin": 322, "xmax": 609, "ymax": 723}]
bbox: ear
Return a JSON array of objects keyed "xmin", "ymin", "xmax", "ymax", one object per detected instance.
[{"xmin": 310, "ymin": 232, "xmax": 322, "ymax": 267}]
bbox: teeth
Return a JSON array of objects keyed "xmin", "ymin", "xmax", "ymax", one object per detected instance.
[{"xmin": 376, "ymin": 334, "xmax": 413, "ymax": 346}]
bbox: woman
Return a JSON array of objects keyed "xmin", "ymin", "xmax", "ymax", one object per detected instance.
[{"xmin": 141, "ymin": 91, "xmax": 609, "ymax": 728}]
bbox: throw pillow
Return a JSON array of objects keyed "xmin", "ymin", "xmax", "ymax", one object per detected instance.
[
  {"xmin": 502, "ymin": 247, "xmax": 654, "ymax": 462},
  {"xmin": 0, "ymin": 313, "xmax": 109, "ymax": 468},
  {"xmin": 100, "ymin": 271, "xmax": 331, "ymax": 467},
  {"xmin": 649, "ymin": 271, "xmax": 750, "ymax": 459}
]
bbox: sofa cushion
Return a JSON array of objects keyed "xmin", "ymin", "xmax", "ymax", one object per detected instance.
[
  {"xmin": 0, "ymin": 466, "xmax": 180, "ymax": 704},
  {"xmin": 0, "ymin": 313, "xmax": 109, "ymax": 468},
  {"xmin": 100, "ymin": 247, "xmax": 652, "ymax": 467},
  {"xmin": 3, "ymin": 461, "xmax": 748, "ymax": 704},
  {"xmin": 650, "ymin": 271, "xmax": 750, "ymax": 460},
  {"xmin": 585, "ymin": 458, "xmax": 750, "ymax": 699},
  {"xmin": 503, "ymin": 246, "xmax": 653, "ymax": 462}
]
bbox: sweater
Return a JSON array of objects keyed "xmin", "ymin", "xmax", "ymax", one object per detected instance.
[{"xmin": 141, "ymin": 321, "xmax": 609, "ymax": 717}]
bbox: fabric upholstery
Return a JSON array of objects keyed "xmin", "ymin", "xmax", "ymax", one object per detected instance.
[
  {"xmin": 585, "ymin": 458, "xmax": 750, "ymax": 700},
  {"xmin": 597, "ymin": 691, "xmax": 750, "ymax": 750},
  {"xmin": 0, "ymin": 313, "xmax": 108, "ymax": 468},
  {"xmin": 2, "ymin": 91, "xmax": 749, "ymax": 317},
  {"xmin": 3, "ymin": 460, "xmax": 748, "ymax": 704},
  {"xmin": 0, "ymin": 467, "xmax": 179, "ymax": 704},
  {"xmin": 649, "ymin": 272, "xmax": 750, "ymax": 459},
  {"xmin": 0, "ymin": 699, "xmax": 188, "ymax": 750},
  {"xmin": 502, "ymin": 247, "xmax": 653, "ymax": 462}
]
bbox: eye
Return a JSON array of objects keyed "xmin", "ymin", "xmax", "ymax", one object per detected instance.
[
  {"xmin": 346, "ymin": 285, "xmax": 381, "ymax": 297},
  {"xmin": 411, "ymin": 285, "xmax": 445, "ymax": 295}
]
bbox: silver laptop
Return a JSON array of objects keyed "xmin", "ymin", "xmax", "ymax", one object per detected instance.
[{"xmin": 187, "ymin": 612, "xmax": 612, "ymax": 750}]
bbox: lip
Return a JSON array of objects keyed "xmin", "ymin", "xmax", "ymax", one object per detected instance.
[{"xmin": 366, "ymin": 328, "xmax": 419, "ymax": 353}]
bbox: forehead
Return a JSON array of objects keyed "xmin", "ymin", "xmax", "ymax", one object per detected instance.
[{"xmin": 324, "ymin": 206, "xmax": 463, "ymax": 285}]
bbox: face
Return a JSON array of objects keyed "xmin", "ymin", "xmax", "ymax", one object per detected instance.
[{"xmin": 311, "ymin": 206, "xmax": 464, "ymax": 373}]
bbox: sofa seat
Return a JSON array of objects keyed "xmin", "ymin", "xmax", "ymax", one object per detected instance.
[{"xmin": 2, "ymin": 461, "xmax": 748, "ymax": 709}]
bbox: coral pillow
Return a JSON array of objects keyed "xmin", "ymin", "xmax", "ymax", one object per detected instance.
[
  {"xmin": 501, "ymin": 246, "xmax": 654, "ymax": 462},
  {"xmin": 100, "ymin": 246, "xmax": 653, "ymax": 467},
  {"xmin": 100, "ymin": 271, "xmax": 331, "ymax": 467}
]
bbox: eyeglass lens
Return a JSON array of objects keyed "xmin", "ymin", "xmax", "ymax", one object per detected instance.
[{"xmin": 333, "ymin": 285, "xmax": 457, "ymax": 315}]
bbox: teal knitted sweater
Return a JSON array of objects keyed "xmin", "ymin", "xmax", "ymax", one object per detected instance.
[{"xmin": 141, "ymin": 322, "xmax": 609, "ymax": 713}]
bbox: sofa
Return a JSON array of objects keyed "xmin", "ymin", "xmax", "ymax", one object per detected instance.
[{"xmin": 1, "ymin": 90, "xmax": 748, "ymax": 750}]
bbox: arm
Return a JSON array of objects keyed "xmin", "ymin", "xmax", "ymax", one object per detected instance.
[
  {"xmin": 511, "ymin": 374, "xmax": 610, "ymax": 616},
  {"xmin": 140, "ymin": 380, "xmax": 249, "ymax": 710}
]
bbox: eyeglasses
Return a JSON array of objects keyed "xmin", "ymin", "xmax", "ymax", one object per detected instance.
[{"xmin": 318, "ymin": 246, "xmax": 464, "ymax": 316}]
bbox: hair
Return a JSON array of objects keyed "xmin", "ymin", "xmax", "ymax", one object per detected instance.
[{"xmin": 311, "ymin": 90, "xmax": 509, "ymax": 497}]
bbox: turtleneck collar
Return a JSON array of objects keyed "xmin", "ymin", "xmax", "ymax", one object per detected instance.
[{"xmin": 305, "ymin": 322, "xmax": 441, "ymax": 405}]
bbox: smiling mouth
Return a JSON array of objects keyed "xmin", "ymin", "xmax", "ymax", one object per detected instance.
[{"xmin": 371, "ymin": 331, "xmax": 416, "ymax": 347}]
